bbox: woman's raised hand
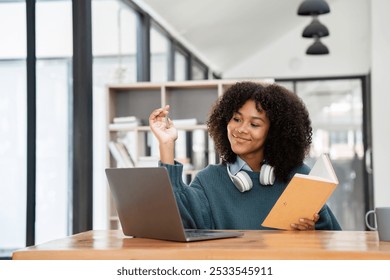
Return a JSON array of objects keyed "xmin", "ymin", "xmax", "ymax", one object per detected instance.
[{"xmin": 149, "ymin": 105, "xmax": 178, "ymax": 145}]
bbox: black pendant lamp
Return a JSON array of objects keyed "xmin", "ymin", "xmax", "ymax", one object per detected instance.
[
  {"xmin": 302, "ymin": 17, "xmax": 329, "ymax": 38},
  {"xmin": 298, "ymin": 0, "xmax": 330, "ymax": 55},
  {"xmin": 306, "ymin": 37, "xmax": 329, "ymax": 55},
  {"xmin": 298, "ymin": 0, "xmax": 330, "ymax": 16}
]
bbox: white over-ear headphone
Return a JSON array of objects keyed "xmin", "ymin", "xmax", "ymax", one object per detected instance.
[{"xmin": 227, "ymin": 163, "xmax": 275, "ymax": 192}]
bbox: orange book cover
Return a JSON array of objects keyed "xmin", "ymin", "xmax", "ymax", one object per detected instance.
[{"xmin": 261, "ymin": 154, "xmax": 338, "ymax": 230}]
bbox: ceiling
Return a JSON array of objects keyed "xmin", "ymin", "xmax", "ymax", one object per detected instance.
[{"xmin": 135, "ymin": 0, "xmax": 309, "ymax": 74}]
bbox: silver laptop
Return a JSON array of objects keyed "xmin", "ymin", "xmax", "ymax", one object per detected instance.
[{"xmin": 105, "ymin": 167, "xmax": 243, "ymax": 242}]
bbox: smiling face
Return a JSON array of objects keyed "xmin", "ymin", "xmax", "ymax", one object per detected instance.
[{"xmin": 227, "ymin": 99, "xmax": 270, "ymax": 171}]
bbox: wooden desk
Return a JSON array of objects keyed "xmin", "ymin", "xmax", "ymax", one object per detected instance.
[{"xmin": 12, "ymin": 230, "xmax": 390, "ymax": 260}]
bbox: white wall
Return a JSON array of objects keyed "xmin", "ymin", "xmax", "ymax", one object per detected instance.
[
  {"xmin": 225, "ymin": 0, "xmax": 390, "ymax": 207},
  {"xmin": 225, "ymin": 0, "xmax": 371, "ymax": 78},
  {"xmin": 371, "ymin": 0, "xmax": 390, "ymax": 207}
]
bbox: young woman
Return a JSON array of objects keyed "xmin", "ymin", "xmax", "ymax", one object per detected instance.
[{"xmin": 149, "ymin": 81, "xmax": 341, "ymax": 231}]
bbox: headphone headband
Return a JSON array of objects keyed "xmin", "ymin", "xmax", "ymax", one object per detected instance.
[{"xmin": 227, "ymin": 163, "xmax": 275, "ymax": 192}]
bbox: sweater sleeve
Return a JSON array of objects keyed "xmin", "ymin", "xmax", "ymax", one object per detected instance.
[
  {"xmin": 159, "ymin": 161, "xmax": 214, "ymax": 229},
  {"xmin": 315, "ymin": 204, "xmax": 342, "ymax": 230}
]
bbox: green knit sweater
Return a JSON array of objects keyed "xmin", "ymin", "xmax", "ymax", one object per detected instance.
[{"xmin": 161, "ymin": 161, "xmax": 342, "ymax": 230}]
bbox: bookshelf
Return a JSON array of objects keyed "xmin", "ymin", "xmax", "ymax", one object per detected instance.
[{"xmin": 105, "ymin": 79, "xmax": 273, "ymax": 229}]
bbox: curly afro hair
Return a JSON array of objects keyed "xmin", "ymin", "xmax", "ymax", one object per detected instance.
[{"xmin": 207, "ymin": 81, "xmax": 312, "ymax": 182}]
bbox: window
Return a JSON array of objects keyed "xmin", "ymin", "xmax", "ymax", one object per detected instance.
[
  {"xmin": 150, "ymin": 25, "xmax": 169, "ymax": 82},
  {"xmin": 191, "ymin": 59, "xmax": 207, "ymax": 80},
  {"xmin": 92, "ymin": 0, "xmax": 137, "ymax": 229},
  {"xmin": 35, "ymin": 0, "xmax": 72, "ymax": 244},
  {"xmin": 0, "ymin": 1, "xmax": 27, "ymax": 257},
  {"xmin": 0, "ymin": 0, "xmax": 214, "ymax": 258},
  {"xmin": 293, "ymin": 78, "xmax": 367, "ymax": 230},
  {"xmin": 174, "ymin": 49, "xmax": 188, "ymax": 81}
]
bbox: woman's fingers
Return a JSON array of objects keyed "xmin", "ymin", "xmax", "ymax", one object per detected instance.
[
  {"xmin": 149, "ymin": 105, "xmax": 170, "ymax": 122},
  {"xmin": 290, "ymin": 217, "xmax": 317, "ymax": 231}
]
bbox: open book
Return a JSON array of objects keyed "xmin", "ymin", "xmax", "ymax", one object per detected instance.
[
  {"xmin": 261, "ymin": 153, "xmax": 338, "ymax": 230},
  {"xmin": 108, "ymin": 141, "xmax": 136, "ymax": 168}
]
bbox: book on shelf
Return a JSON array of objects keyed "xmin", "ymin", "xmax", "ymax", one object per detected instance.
[
  {"xmin": 108, "ymin": 141, "xmax": 135, "ymax": 167},
  {"xmin": 261, "ymin": 153, "xmax": 339, "ymax": 230},
  {"xmin": 173, "ymin": 118, "xmax": 198, "ymax": 163},
  {"xmin": 172, "ymin": 118, "xmax": 197, "ymax": 128},
  {"xmin": 137, "ymin": 156, "xmax": 159, "ymax": 167},
  {"xmin": 109, "ymin": 116, "xmax": 142, "ymax": 130},
  {"xmin": 147, "ymin": 131, "xmax": 160, "ymax": 158},
  {"xmin": 121, "ymin": 131, "xmax": 141, "ymax": 160},
  {"xmin": 207, "ymin": 137, "xmax": 217, "ymax": 165},
  {"xmin": 112, "ymin": 116, "xmax": 141, "ymax": 124},
  {"xmin": 192, "ymin": 129, "xmax": 206, "ymax": 169}
]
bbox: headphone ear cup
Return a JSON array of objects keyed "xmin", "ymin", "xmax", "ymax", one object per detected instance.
[
  {"xmin": 268, "ymin": 166, "xmax": 275, "ymax": 185},
  {"xmin": 260, "ymin": 164, "xmax": 275, "ymax": 186},
  {"xmin": 233, "ymin": 171, "xmax": 253, "ymax": 192},
  {"xmin": 227, "ymin": 165, "xmax": 253, "ymax": 192}
]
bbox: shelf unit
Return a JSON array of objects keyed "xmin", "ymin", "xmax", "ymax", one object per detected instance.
[{"xmin": 105, "ymin": 79, "xmax": 273, "ymax": 229}]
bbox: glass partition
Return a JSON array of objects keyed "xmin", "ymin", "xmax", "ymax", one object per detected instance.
[
  {"xmin": 174, "ymin": 49, "xmax": 188, "ymax": 81},
  {"xmin": 296, "ymin": 79, "xmax": 365, "ymax": 230},
  {"xmin": 150, "ymin": 25, "xmax": 169, "ymax": 82},
  {"xmin": 35, "ymin": 0, "xmax": 72, "ymax": 244},
  {"xmin": 0, "ymin": 1, "xmax": 27, "ymax": 257},
  {"xmin": 92, "ymin": 0, "xmax": 137, "ymax": 229}
]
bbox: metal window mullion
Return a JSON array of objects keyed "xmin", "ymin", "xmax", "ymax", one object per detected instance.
[
  {"xmin": 72, "ymin": 0, "xmax": 93, "ymax": 234},
  {"xmin": 186, "ymin": 54, "xmax": 192, "ymax": 80},
  {"xmin": 26, "ymin": 0, "xmax": 36, "ymax": 247},
  {"xmin": 136, "ymin": 11, "xmax": 150, "ymax": 82},
  {"xmin": 168, "ymin": 39, "xmax": 175, "ymax": 81}
]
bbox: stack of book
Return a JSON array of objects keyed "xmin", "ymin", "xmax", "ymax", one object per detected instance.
[
  {"xmin": 109, "ymin": 116, "xmax": 142, "ymax": 130},
  {"xmin": 109, "ymin": 116, "xmax": 141, "ymax": 167}
]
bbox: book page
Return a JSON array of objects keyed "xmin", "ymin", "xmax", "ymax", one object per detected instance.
[{"xmin": 309, "ymin": 153, "xmax": 338, "ymax": 183}]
